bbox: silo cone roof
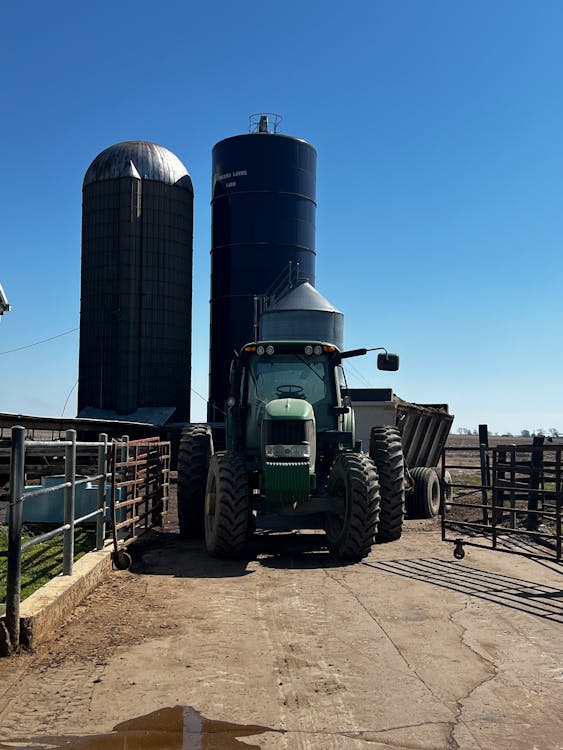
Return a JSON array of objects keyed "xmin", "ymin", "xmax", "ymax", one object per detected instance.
[
  {"xmin": 269, "ymin": 282, "xmax": 342, "ymax": 314},
  {"xmin": 83, "ymin": 141, "xmax": 192, "ymax": 190}
]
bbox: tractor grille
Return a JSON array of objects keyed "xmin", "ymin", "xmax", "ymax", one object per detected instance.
[{"xmin": 264, "ymin": 419, "xmax": 310, "ymax": 445}]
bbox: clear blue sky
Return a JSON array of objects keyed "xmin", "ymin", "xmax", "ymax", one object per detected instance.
[{"xmin": 0, "ymin": 0, "xmax": 561, "ymax": 435}]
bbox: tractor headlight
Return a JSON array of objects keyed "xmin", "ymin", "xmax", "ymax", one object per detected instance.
[
  {"xmin": 265, "ymin": 444, "xmax": 310, "ymax": 459},
  {"xmin": 266, "ymin": 345, "xmax": 275, "ymax": 355},
  {"xmin": 304, "ymin": 345, "xmax": 313, "ymax": 355},
  {"xmin": 257, "ymin": 345, "xmax": 265, "ymax": 355}
]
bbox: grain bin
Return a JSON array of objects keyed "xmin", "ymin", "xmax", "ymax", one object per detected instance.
[{"xmin": 259, "ymin": 281, "xmax": 344, "ymax": 350}]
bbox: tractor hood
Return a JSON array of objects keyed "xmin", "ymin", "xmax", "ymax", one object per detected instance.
[{"xmin": 264, "ymin": 399, "xmax": 315, "ymax": 421}]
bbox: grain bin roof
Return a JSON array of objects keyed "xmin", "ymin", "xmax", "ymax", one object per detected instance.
[
  {"xmin": 269, "ymin": 282, "xmax": 341, "ymax": 313},
  {"xmin": 83, "ymin": 141, "xmax": 192, "ymax": 190}
]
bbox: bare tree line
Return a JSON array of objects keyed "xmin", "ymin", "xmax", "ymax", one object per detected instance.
[{"xmin": 456, "ymin": 427, "xmax": 560, "ymax": 438}]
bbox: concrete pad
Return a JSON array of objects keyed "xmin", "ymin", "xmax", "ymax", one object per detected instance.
[
  {"xmin": 0, "ymin": 526, "xmax": 562, "ymax": 749},
  {"xmin": 1, "ymin": 544, "xmax": 113, "ymax": 652}
]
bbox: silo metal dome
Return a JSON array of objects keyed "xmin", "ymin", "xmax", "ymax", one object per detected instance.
[
  {"xmin": 78, "ymin": 140, "xmax": 194, "ymax": 423},
  {"xmin": 83, "ymin": 141, "xmax": 193, "ymax": 190},
  {"xmin": 259, "ymin": 282, "xmax": 344, "ymax": 350}
]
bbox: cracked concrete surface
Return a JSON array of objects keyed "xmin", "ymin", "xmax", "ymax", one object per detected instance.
[{"xmin": 0, "ymin": 519, "xmax": 562, "ymax": 749}]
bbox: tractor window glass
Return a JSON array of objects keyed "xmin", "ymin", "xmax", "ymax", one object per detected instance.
[{"xmin": 249, "ymin": 354, "xmax": 328, "ymax": 406}]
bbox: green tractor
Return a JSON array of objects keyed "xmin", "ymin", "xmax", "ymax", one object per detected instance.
[{"xmin": 177, "ymin": 340, "xmax": 403, "ymax": 560}]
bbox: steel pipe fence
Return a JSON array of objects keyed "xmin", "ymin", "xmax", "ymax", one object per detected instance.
[
  {"xmin": 441, "ymin": 438, "xmax": 562, "ymax": 562},
  {"xmin": 1, "ymin": 428, "xmax": 109, "ymax": 651},
  {"xmin": 1, "ymin": 428, "xmax": 169, "ymax": 652}
]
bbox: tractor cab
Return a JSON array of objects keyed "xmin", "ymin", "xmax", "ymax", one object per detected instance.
[{"xmin": 227, "ymin": 341, "xmax": 353, "ymax": 453}]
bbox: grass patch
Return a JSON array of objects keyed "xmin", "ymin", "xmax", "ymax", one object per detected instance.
[{"xmin": 0, "ymin": 524, "xmax": 97, "ymax": 606}]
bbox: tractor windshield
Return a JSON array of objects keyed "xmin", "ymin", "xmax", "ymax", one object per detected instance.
[
  {"xmin": 237, "ymin": 352, "xmax": 339, "ymax": 451},
  {"xmin": 249, "ymin": 354, "xmax": 328, "ymax": 405}
]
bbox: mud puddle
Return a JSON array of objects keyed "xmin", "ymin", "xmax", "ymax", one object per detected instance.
[{"xmin": 0, "ymin": 705, "xmax": 282, "ymax": 749}]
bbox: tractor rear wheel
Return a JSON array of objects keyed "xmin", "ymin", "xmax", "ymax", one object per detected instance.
[
  {"xmin": 409, "ymin": 466, "xmax": 440, "ymax": 518},
  {"xmin": 325, "ymin": 452, "xmax": 380, "ymax": 561},
  {"xmin": 177, "ymin": 424, "xmax": 213, "ymax": 538},
  {"xmin": 204, "ymin": 452, "xmax": 249, "ymax": 557},
  {"xmin": 369, "ymin": 426, "xmax": 405, "ymax": 542}
]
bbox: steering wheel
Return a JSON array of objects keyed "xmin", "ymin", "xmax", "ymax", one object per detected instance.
[{"xmin": 276, "ymin": 384, "xmax": 305, "ymax": 398}]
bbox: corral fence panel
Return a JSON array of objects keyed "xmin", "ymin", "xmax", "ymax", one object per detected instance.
[
  {"xmin": 441, "ymin": 428, "xmax": 562, "ymax": 562},
  {"xmin": 108, "ymin": 436, "xmax": 170, "ymax": 569}
]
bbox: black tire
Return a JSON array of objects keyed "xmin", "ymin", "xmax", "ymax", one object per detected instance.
[
  {"xmin": 369, "ymin": 426, "xmax": 405, "ymax": 542},
  {"xmin": 177, "ymin": 424, "xmax": 213, "ymax": 538},
  {"xmin": 325, "ymin": 452, "xmax": 380, "ymax": 561},
  {"xmin": 112, "ymin": 550, "xmax": 132, "ymax": 570},
  {"xmin": 205, "ymin": 452, "xmax": 249, "ymax": 557},
  {"xmin": 409, "ymin": 467, "xmax": 440, "ymax": 518}
]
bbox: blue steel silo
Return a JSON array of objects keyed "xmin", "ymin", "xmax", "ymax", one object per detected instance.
[
  {"xmin": 78, "ymin": 141, "xmax": 193, "ymax": 423},
  {"xmin": 208, "ymin": 115, "xmax": 317, "ymax": 420}
]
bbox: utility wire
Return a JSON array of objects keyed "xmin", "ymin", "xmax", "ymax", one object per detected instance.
[
  {"xmin": 345, "ymin": 360, "xmax": 372, "ymax": 388},
  {"xmin": 61, "ymin": 380, "xmax": 79, "ymax": 417},
  {"xmin": 191, "ymin": 386, "xmax": 226, "ymax": 417},
  {"xmin": 0, "ymin": 327, "xmax": 79, "ymax": 355}
]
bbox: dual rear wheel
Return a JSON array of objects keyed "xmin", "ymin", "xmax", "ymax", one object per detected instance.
[
  {"xmin": 369, "ymin": 427, "xmax": 405, "ymax": 542},
  {"xmin": 177, "ymin": 424, "xmax": 213, "ymax": 538}
]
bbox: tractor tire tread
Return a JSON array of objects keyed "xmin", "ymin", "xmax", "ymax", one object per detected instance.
[
  {"xmin": 369, "ymin": 426, "xmax": 405, "ymax": 542},
  {"xmin": 205, "ymin": 453, "xmax": 249, "ymax": 557},
  {"xmin": 326, "ymin": 452, "xmax": 380, "ymax": 561},
  {"xmin": 177, "ymin": 424, "xmax": 213, "ymax": 538},
  {"xmin": 409, "ymin": 466, "xmax": 440, "ymax": 518}
]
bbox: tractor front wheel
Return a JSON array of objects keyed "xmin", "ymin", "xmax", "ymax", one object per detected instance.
[
  {"xmin": 325, "ymin": 452, "xmax": 380, "ymax": 561},
  {"xmin": 204, "ymin": 452, "xmax": 249, "ymax": 557}
]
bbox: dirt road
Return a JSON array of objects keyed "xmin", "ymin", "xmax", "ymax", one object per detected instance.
[{"xmin": 1, "ymin": 513, "xmax": 562, "ymax": 749}]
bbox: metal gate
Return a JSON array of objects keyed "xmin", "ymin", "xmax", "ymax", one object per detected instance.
[
  {"xmin": 109, "ymin": 437, "xmax": 170, "ymax": 569},
  {"xmin": 441, "ymin": 434, "xmax": 562, "ymax": 561}
]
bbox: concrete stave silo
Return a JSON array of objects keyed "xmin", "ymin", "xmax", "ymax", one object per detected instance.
[{"xmin": 78, "ymin": 140, "xmax": 193, "ymax": 423}]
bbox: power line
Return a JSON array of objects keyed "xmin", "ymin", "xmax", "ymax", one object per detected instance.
[
  {"xmin": 61, "ymin": 380, "xmax": 78, "ymax": 417},
  {"xmin": 0, "ymin": 327, "xmax": 79, "ymax": 355},
  {"xmin": 345, "ymin": 360, "xmax": 372, "ymax": 388}
]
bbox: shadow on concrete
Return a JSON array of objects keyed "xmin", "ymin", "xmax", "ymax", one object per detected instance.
[
  {"xmin": 251, "ymin": 531, "xmax": 352, "ymax": 570},
  {"xmin": 364, "ymin": 557, "xmax": 563, "ymax": 624},
  {"xmin": 128, "ymin": 531, "xmax": 254, "ymax": 579},
  {"xmin": 126, "ymin": 529, "xmax": 350, "ymax": 577}
]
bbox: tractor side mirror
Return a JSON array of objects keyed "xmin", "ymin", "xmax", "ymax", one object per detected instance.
[{"xmin": 377, "ymin": 352, "xmax": 400, "ymax": 371}]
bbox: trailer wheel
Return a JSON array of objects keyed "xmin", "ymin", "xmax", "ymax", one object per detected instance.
[
  {"xmin": 325, "ymin": 452, "xmax": 380, "ymax": 561},
  {"xmin": 409, "ymin": 467, "xmax": 440, "ymax": 518},
  {"xmin": 205, "ymin": 452, "xmax": 249, "ymax": 557},
  {"xmin": 177, "ymin": 424, "xmax": 214, "ymax": 538},
  {"xmin": 369, "ymin": 426, "xmax": 405, "ymax": 542}
]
